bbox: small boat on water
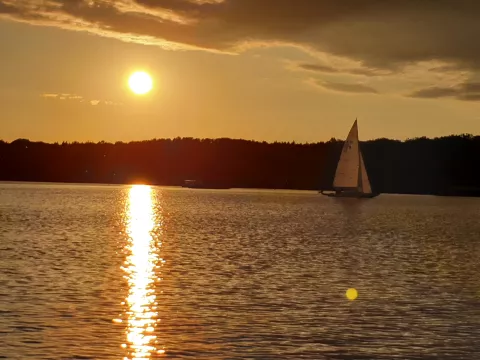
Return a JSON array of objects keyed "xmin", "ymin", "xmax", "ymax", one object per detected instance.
[
  {"xmin": 182, "ymin": 179, "xmax": 230, "ymax": 189},
  {"xmin": 320, "ymin": 119, "xmax": 379, "ymax": 198}
]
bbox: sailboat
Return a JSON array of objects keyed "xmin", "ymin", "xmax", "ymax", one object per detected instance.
[{"xmin": 321, "ymin": 119, "xmax": 379, "ymax": 198}]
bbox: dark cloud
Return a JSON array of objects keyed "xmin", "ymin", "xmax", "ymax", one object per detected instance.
[
  {"xmin": 298, "ymin": 63, "xmax": 389, "ymax": 76},
  {"xmin": 2, "ymin": 1, "xmax": 480, "ymax": 70},
  {"xmin": 408, "ymin": 82, "xmax": 480, "ymax": 101},
  {"xmin": 0, "ymin": 1, "xmax": 17, "ymax": 14},
  {"xmin": 314, "ymin": 80, "xmax": 378, "ymax": 94},
  {"xmin": 457, "ymin": 93, "xmax": 480, "ymax": 101},
  {"xmin": 428, "ymin": 64, "xmax": 465, "ymax": 73},
  {"xmin": 408, "ymin": 87, "xmax": 459, "ymax": 99},
  {"xmin": 298, "ymin": 63, "xmax": 339, "ymax": 74},
  {"xmin": 462, "ymin": 82, "xmax": 480, "ymax": 93}
]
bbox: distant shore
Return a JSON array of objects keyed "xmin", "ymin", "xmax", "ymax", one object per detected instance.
[
  {"xmin": 1, "ymin": 135, "xmax": 479, "ymax": 196},
  {"xmin": 2, "ymin": 180, "xmax": 480, "ymax": 198}
]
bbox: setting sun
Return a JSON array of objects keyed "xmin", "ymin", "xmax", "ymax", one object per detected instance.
[{"xmin": 128, "ymin": 71, "xmax": 153, "ymax": 95}]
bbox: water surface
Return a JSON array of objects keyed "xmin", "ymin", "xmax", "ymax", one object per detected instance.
[{"xmin": 1, "ymin": 183, "xmax": 480, "ymax": 359}]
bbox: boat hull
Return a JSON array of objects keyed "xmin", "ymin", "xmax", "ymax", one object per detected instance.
[
  {"xmin": 182, "ymin": 185, "xmax": 231, "ymax": 189},
  {"xmin": 319, "ymin": 190, "xmax": 379, "ymax": 198},
  {"xmin": 182, "ymin": 179, "xmax": 230, "ymax": 189}
]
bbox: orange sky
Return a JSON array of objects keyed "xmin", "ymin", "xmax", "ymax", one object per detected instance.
[{"xmin": 1, "ymin": 1, "xmax": 480, "ymax": 143}]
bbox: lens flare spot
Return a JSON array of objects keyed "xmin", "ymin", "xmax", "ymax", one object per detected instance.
[{"xmin": 346, "ymin": 288, "xmax": 358, "ymax": 301}]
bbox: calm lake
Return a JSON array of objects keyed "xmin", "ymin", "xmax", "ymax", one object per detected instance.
[{"xmin": 1, "ymin": 183, "xmax": 480, "ymax": 359}]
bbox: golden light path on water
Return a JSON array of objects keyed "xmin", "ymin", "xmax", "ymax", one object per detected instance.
[{"xmin": 121, "ymin": 185, "xmax": 165, "ymax": 359}]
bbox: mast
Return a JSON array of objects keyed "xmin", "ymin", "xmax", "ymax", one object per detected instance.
[{"xmin": 357, "ymin": 118, "xmax": 362, "ymax": 193}]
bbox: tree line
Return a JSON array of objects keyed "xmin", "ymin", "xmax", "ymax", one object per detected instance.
[{"xmin": 0, "ymin": 135, "xmax": 479, "ymax": 195}]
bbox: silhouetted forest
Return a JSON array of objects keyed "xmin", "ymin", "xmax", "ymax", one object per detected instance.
[{"xmin": 1, "ymin": 135, "xmax": 480, "ymax": 195}]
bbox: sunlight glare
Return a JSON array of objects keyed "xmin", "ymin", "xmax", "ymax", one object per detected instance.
[
  {"xmin": 128, "ymin": 71, "xmax": 153, "ymax": 95},
  {"xmin": 122, "ymin": 185, "xmax": 163, "ymax": 359}
]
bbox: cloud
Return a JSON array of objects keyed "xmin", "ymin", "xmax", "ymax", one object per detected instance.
[
  {"xmin": 41, "ymin": 93, "xmax": 121, "ymax": 105},
  {"xmin": 2, "ymin": 1, "xmax": 480, "ymax": 71},
  {"xmin": 41, "ymin": 93, "xmax": 84, "ymax": 101},
  {"xmin": 299, "ymin": 63, "xmax": 339, "ymax": 74},
  {"xmin": 297, "ymin": 63, "xmax": 391, "ymax": 77},
  {"xmin": 408, "ymin": 82, "xmax": 480, "ymax": 101},
  {"xmin": 310, "ymin": 79, "xmax": 378, "ymax": 94},
  {"xmin": 0, "ymin": 1, "xmax": 18, "ymax": 14},
  {"xmin": 408, "ymin": 87, "xmax": 459, "ymax": 99},
  {"xmin": 91, "ymin": 100, "xmax": 123, "ymax": 106},
  {"xmin": 41, "ymin": 93, "xmax": 60, "ymax": 98},
  {"xmin": 457, "ymin": 93, "xmax": 480, "ymax": 102}
]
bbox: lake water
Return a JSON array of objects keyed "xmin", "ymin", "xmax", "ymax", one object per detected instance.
[{"xmin": 1, "ymin": 183, "xmax": 480, "ymax": 359}]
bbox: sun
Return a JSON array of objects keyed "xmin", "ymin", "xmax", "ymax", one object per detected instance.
[{"xmin": 128, "ymin": 71, "xmax": 153, "ymax": 95}]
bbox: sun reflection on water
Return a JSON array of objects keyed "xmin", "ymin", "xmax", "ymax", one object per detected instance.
[{"xmin": 122, "ymin": 185, "xmax": 164, "ymax": 359}]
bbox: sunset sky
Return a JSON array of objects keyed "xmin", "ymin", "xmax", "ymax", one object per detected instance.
[{"xmin": 1, "ymin": 1, "xmax": 480, "ymax": 143}]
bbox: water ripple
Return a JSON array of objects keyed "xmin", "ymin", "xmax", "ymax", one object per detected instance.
[{"xmin": 0, "ymin": 185, "xmax": 479, "ymax": 359}]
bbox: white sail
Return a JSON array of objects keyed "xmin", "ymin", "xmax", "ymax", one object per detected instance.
[
  {"xmin": 359, "ymin": 152, "xmax": 372, "ymax": 194},
  {"xmin": 333, "ymin": 120, "xmax": 360, "ymax": 189}
]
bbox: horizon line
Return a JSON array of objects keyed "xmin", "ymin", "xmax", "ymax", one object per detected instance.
[{"xmin": 1, "ymin": 133, "xmax": 479, "ymax": 145}]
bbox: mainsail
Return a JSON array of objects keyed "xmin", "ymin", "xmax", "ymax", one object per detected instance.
[
  {"xmin": 333, "ymin": 119, "xmax": 372, "ymax": 194},
  {"xmin": 333, "ymin": 120, "xmax": 360, "ymax": 189}
]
